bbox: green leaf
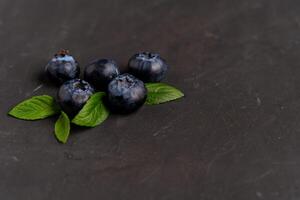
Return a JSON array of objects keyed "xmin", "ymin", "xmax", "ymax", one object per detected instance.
[
  {"xmin": 55, "ymin": 111, "xmax": 70, "ymax": 144},
  {"xmin": 72, "ymin": 92, "xmax": 109, "ymax": 127},
  {"xmin": 145, "ymin": 83, "xmax": 184, "ymax": 105},
  {"xmin": 8, "ymin": 95, "xmax": 60, "ymax": 120}
]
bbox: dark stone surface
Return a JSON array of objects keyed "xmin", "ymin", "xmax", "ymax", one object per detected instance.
[{"xmin": 0, "ymin": 0, "xmax": 300, "ymax": 199}]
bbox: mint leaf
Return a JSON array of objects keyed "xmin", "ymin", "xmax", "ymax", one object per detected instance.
[
  {"xmin": 72, "ymin": 92, "xmax": 109, "ymax": 127},
  {"xmin": 145, "ymin": 83, "xmax": 184, "ymax": 105},
  {"xmin": 8, "ymin": 95, "xmax": 60, "ymax": 120},
  {"xmin": 55, "ymin": 111, "xmax": 70, "ymax": 143}
]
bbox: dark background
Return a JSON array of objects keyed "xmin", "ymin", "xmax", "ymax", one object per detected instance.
[{"xmin": 1, "ymin": 0, "xmax": 300, "ymax": 199}]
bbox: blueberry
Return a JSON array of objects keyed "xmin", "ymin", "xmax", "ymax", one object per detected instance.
[
  {"xmin": 84, "ymin": 59, "xmax": 120, "ymax": 91},
  {"xmin": 45, "ymin": 50, "xmax": 80, "ymax": 84},
  {"xmin": 107, "ymin": 74, "xmax": 147, "ymax": 113},
  {"xmin": 57, "ymin": 79, "xmax": 94, "ymax": 116},
  {"xmin": 128, "ymin": 52, "xmax": 168, "ymax": 82}
]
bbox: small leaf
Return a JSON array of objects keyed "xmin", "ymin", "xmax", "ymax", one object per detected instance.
[
  {"xmin": 8, "ymin": 95, "xmax": 60, "ymax": 120},
  {"xmin": 55, "ymin": 111, "xmax": 70, "ymax": 144},
  {"xmin": 72, "ymin": 92, "xmax": 109, "ymax": 127},
  {"xmin": 145, "ymin": 83, "xmax": 184, "ymax": 105}
]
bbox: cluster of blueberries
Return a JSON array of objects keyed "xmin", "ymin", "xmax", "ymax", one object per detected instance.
[{"xmin": 45, "ymin": 50, "xmax": 168, "ymax": 116}]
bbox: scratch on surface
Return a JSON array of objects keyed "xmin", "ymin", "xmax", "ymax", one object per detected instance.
[
  {"xmin": 244, "ymin": 169, "xmax": 274, "ymax": 183},
  {"xmin": 153, "ymin": 124, "xmax": 172, "ymax": 136},
  {"xmin": 12, "ymin": 156, "xmax": 19, "ymax": 162},
  {"xmin": 152, "ymin": 116, "xmax": 181, "ymax": 137},
  {"xmin": 204, "ymin": 31, "xmax": 220, "ymax": 39},
  {"xmin": 256, "ymin": 96, "xmax": 261, "ymax": 106},
  {"xmin": 32, "ymin": 84, "xmax": 43, "ymax": 93},
  {"xmin": 139, "ymin": 167, "xmax": 161, "ymax": 184},
  {"xmin": 206, "ymin": 140, "xmax": 237, "ymax": 174},
  {"xmin": 256, "ymin": 191, "xmax": 263, "ymax": 199},
  {"xmin": 183, "ymin": 71, "xmax": 208, "ymax": 83}
]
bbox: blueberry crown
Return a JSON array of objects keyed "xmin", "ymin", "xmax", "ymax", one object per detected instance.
[
  {"xmin": 55, "ymin": 49, "xmax": 70, "ymax": 57},
  {"xmin": 137, "ymin": 52, "xmax": 159, "ymax": 60}
]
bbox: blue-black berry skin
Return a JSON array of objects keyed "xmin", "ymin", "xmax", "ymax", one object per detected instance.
[
  {"xmin": 107, "ymin": 74, "xmax": 147, "ymax": 113},
  {"xmin": 45, "ymin": 50, "xmax": 80, "ymax": 84},
  {"xmin": 128, "ymin": 52, "xmax": 168, "ymax": 82},
  {"xmin": 84, "ymin": 59, "xmax": 120, "ymax": 91},
  {"xmin": 57, "ymin": 79, "xmax": 94, "ymax": 116}
]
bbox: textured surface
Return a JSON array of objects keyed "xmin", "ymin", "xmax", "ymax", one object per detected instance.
[{"xmin": 0, "ymin": 0, "xmax": 300, "ymax": 199}]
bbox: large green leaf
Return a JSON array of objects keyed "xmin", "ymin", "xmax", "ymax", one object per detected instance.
[
  {"xmin": 55, "ymin": 111, "xmax": 70, "ymax": 144},
  {"xmin": 72, "ymin": 92, "xmax": 109, "ymax": 127},
  {"xmin": 8, "ymin": 95, "xmax": 60, "ymax": 120},
  {"xmin": 145, "ymin": 83, "xmax": 184, "ymax": 105}
]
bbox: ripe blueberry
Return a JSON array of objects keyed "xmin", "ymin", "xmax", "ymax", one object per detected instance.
[
  {"xmin": 107, "ymin": 74, "xmax": 147, "ymax": 113},
  {"xmin": 57, "ymin": 79, "xmax": 94, "ymax": 116},
  {"xmin": 84, "ymin": 59, "xmax": 120, "ymax": 91},
  {"xmin": 128, "ymin": 52, "xmax": 168, "ymax": 82},
  {"xmin": 45, "ymin": 50, "xmax": 80, "ymax": 84}
]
